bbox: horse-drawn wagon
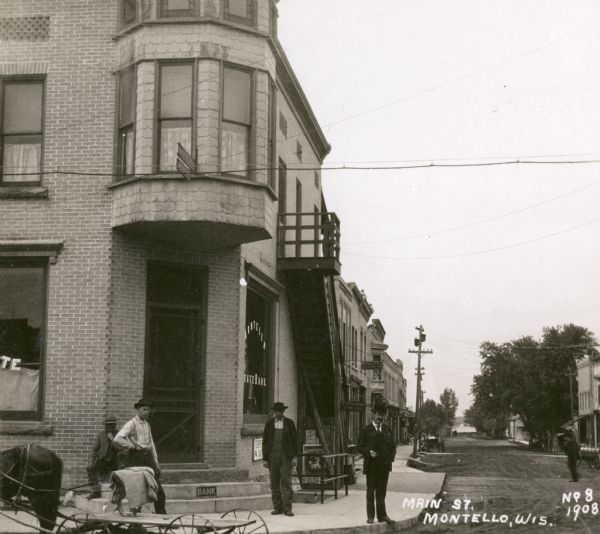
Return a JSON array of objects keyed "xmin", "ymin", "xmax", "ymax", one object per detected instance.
[{"xmin": 0, "ymin": 445, "xmax": 269, "ymax": 534}]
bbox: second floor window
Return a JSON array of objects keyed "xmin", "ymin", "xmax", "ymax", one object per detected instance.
[
  {"xmin": 1, "ymin": 79, "xmax": 44, "ymax": 184},
  {"xmin": 221, "ymin": 66, "xmax": 252, "ymax": 176},
  {"xmin": 120, "ymin": 0, "xmax": 137, "ymax": 28},
  {"xmin": 224, "ymin": 0, "xmax": 255, "ymax": 26},
  {"xmin": 160, "ymin": 0, "xmax": 195, "ymax": 17},
  {"xmin": 117, "ymin": 67, "xmax": 136, "ymax": 177},
  {"xmin": 158, "ymin": 63, "xmax": 193, "ymax": 172}
]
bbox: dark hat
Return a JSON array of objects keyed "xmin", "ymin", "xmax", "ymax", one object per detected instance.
[
  {"xmin": 372, "ymin": 398, "xmax": 389, "ymax": 414},
  {"xmin": 272, "ymin": 401, "xmax": 288, "ymax": 411},
  {"xmin": 134, "ymin": 399, "xmax": 153, "ymax": 409},
  {"xmin": 103, "ymin": 416, "xmax": 117, "ymax": 424}
]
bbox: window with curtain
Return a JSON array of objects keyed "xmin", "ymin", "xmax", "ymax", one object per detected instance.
[
  {"xmin": 120, "ymin": 0, "xmax": 137, "ymax": 27},
  {"xmin": 221, "ymin": 66, "xmax": 252, "ymax": 176},
  {"xmin": 117, "ymin": 67, "xmax": 136, "ymax": 178},
  {"xmin": 223, "ymin": 0, "xmax": 255, "ymax": 26},
  {"xmin": 158, "ymin": 63, "xmax": 193, "ymax": 172},
  {"xmin": 1, "ymin": 79, "xmax": 44, "ymax": 184},
  {"xmin": 0, "ymin": 260, "xmax": 46, "ymax": 419},
  {"xmin": 160, "ymin": 0, "xmax": 194, "ymax": 17}
]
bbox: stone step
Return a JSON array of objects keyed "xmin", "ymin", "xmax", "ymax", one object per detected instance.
[
  {"xmin": 162, "ymin": 463, "xmax": 209, "ymax": 470},
  {"xmin": 160, "ymin": 468, "xmax": 249, "ymax": 484},
  {"xmin": 74, "ymin": 493, "xmax": 273, "ymax": 515},
  {"xmin": 98, "ymin": 481, "xmax": 269, "ymax": 500}
]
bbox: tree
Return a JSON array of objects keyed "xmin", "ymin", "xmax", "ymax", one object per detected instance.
[
  {"xmin": 420, "ymin": 399, "xmax": 447, "ymax": 436},
  {"xmin": 469, "ymin": 324, "xmax": 597, "ymax": 446},
  {"xmin": 439, "ymin": 388, "xmax": 459, "ymax": 427}
]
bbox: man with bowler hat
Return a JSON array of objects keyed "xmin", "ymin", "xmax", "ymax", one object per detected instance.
[
  {"xmin": 357, "ymin": 399, "xmax": 396, "ymax": 526},
  {"xmin": 113, "ymin": 399, "xmax": 167, "ymax": 514},
  {"xmin": 262, "ymin": 401, "xmax": 297, "ymax": 516},
  {"xmin": 87, "ymin": 416, "xmax": 118, "ymax": 499}
]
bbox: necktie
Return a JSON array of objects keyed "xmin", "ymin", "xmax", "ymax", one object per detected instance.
[{"xmin": 376, "ymin": 425, "xmax": 381, "ymax": 432}]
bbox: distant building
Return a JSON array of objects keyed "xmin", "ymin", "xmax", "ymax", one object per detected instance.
[
  {"xmin": 507, "ymin": 416, "xmax": 529, "ymax": 442},
  {"xmin": 576, "ymin": 354, "xmax": 600, "ymax": 447},
  {"xmin": 368, "ymin": 319, "xmax": 407, "ymax": 443}
]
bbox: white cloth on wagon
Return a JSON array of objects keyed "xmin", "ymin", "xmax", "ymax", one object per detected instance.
[{"xmin": 110, "ymin": 467, "xmax": 158, "ymax": 511}]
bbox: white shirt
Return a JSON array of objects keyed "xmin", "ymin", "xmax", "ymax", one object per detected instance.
[
  {"xmin": 274, "ymin": 418, "xmax": 284, "ymax": 429},
  {"xmin": 372, "ymin": 422, "xmax": 382, "ymax": 432},
  {"xmin": 114, "ymin": 415, "xmax": 159, "ymax": 466}
]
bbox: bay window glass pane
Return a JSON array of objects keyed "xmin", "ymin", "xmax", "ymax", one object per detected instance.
[
  {"xmin": 3, "ymin": 137, "xmax": 41, "ymax": 181},
  {"xmin": 221, "ymin": 122, "xmax": 248, "ymax": 175},
  {"xmin": 167, "ymin": 0, "xmax": 191, "ymax": 9},
  {"xmin": 223, "ymin": 68, "xmax": 251, "ymax": 124},
  {"xmin": 160, "ymin": 65, "xmax": 192, "ymax": 118},
  {"xmin": 4, "ymin": 83, "xmax": 43, "ymax": 134},
  {"xmin": 161, "ymin": 119, "xmax": 191, "ymax": 171},
  {"xmin": 121, "ymin": 0, "xmax": 136, "ymax": 25},
  {"xmin": 119, "ymin": 68, "xmax": 136, "ymax": 127},
  {"xmin": 120, "ymin": 128, "xmax": 135, "ymax": 175},
  {"xmin": 228, "ymin": 0, "xmax": 249, "ymax": 18},
  {"xmin": 0, "ymin": 265, "xmax": 45, "ymax": 414}
]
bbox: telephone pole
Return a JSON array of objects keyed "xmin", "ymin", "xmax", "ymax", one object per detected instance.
[{"xmin": 409, "ymin": 325, "xmax": 433, "ymax": 458}]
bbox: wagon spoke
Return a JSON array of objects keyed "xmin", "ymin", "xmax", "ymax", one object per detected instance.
[{"xmin": 220, "ymin": 509, "xmax": 268, "ymax": 534}]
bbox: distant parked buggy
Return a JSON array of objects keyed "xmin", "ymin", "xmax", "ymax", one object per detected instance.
[{"xmin": 421, "ymin": 436, "xmax": 445, "ymax": 453}]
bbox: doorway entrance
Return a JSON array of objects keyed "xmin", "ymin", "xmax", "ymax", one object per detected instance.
[{"xmin": 144, "ymin": 262, "xmax": 205, "ymax": 463}]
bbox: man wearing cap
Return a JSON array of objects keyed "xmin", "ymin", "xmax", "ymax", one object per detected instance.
[
  {"xmin": 262, "ymin": 401, "xmax": 297, "ymax": 516},
  {"xmin": 87, "ymin": 416, "xmax": 118, "ymax": 499},
  {"xmin": 357, "ymin": 399, "xmax": 396, "ymax": 526},
  {"xmin": 113, "ymin": 399, "xmax": 167, "ymax": 514}
]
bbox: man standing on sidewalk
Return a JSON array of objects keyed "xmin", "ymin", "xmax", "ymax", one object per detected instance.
[
  {"xmin": 563, "ymin": 430, "xmax": 581, "ymax": 482},
  {"xmin": 86, "ymin": 416, "xmax": 118, "ymax": 499},
  {"xmin": 357, "ymin": 399, "xmax": 396, "ymax": 526},
  {"xmin": 113, "ymin": 399, "xmax": 167, "ymax": 514},
  {"xmin": 262, "ymin": 401, "xmax": 297, "ymax": 517}
]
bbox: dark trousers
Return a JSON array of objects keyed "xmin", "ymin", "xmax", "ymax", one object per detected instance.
[
  {"xmin": 568, "ymin": 455, "xmax": 579, "ymax": 482},
  {"xmin": 268, "ymin": 452, "xmax": 293, "ymax": 512},
  {"xmin": 87, "ymin": 458, "xmax": 116, "ymax": 495},
  {"xmin": 121, "ymin": 449, "xmax": 167, "ymax": 514},
  {"xmin": 366, "ymin": 464, "xmax": 390, "ymax": 521}
]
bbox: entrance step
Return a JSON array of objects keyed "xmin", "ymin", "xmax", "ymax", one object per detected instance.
[
  {"xmin": 163, "ymin": 481, "xmax": 270, "ymax": 500},
  {"xmin": 161, "ymin": 468, "xmax": 249, "ymax": 484},
  {"xmin": 74, "ymin": 493, "xmax": 273, "ymax": 515},
  {"xmin": 162, "ymin": 463, "xmax": 208, "ymax": 470}
]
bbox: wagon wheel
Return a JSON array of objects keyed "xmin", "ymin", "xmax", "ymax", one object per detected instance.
[
  {"xmin": 56, "ymin": 512, "xmax": 112, "ymax": 534},
  {"xmin": 220, "ymin": 509, "xmax": 269, "ymax": 534},
  {"xmin": 164, "ymin": 514, "xmax": 219, "ymax": 534}
]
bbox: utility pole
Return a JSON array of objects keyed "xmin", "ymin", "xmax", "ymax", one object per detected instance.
[
  {"xmin": 409, "ymin": 325, "xmax": 433, "ymax": 458},
  {"xmin": 567, "ymin": 366, "xmax": 576, "ymax": 425}
]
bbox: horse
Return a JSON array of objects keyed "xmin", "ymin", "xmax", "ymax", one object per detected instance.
[{"xmin": 0, "ymin": 444, "xmax": 63, "ymax": 532}]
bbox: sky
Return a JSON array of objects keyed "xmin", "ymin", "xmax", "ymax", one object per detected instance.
[{"xmin": 277, "ymin": 0, "xmax": 600, "ymax": 415}]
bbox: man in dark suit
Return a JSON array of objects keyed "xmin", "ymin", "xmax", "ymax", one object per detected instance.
[
  {"xmin": 262, "ymin": 401, "xmax": 298, "ymax": 516},
  {"xmin": 87, "ymin": 416, "xmax": 118, "ymax": 499},
  {"xmin": 357, "ymin": 400, "xmax": 396, "ymax": 526}
]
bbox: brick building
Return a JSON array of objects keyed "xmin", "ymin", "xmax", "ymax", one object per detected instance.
[
  {"xmin": 335, "ymin": 278, "xmax": 373, "ymax": 446},
  {"xmin": 0, "ymin": 0, "xmax": 342, "ymax": 487}
]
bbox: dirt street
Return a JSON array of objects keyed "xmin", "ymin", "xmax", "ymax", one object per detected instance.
[{"xmin": 410, "ymin": 437, "xmax": 600, "ymax": 533}]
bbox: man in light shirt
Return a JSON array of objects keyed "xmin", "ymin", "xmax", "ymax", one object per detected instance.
[{"xmin": 113, "ymin": 399, "xmax": 167, "ymax": 514}]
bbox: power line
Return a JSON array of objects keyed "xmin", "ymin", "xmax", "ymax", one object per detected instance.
[
  {"xmin": 343, "ymin": 216, "xmax": 600, "ymax": 261},
  {"xmin": 3, "ymin": 155, "xmax": 600, "ymax": 177},
  {"xmin": 345, "ymin": 177, "xmax": 600, "ymax": 245}
]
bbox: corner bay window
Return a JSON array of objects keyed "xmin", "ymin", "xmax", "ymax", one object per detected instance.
[
  {"xmin": 1, "ymin": 79, "xmax": 44, "ymax": 184},
  {"xmin": 0, "ymin": 261, "xmax": 46, "ymax": 418},
  {"xmin": 221, "ymin": 66, "xmax": 252, "ymax": 176},
  {"xmin": 159, "ymin": 63, "xmax": 193, "ymax": 172},
  {"xmin": 244, "ymin": 287, "xmax": 272, "ymax": 419},
  {"xmin": 117, "ymin": 67, "xmax": 136, "ymax": 177}
]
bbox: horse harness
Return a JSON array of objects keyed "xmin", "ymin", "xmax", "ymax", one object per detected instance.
[{"xmin": 0, "ymin": 444, "xmax": 56, "ymax": 503}]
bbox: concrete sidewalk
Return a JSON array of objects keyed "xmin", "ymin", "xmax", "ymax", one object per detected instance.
[{"xmin": 0, "ymin": 446, "xmax": 445, "ymax": 534}]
